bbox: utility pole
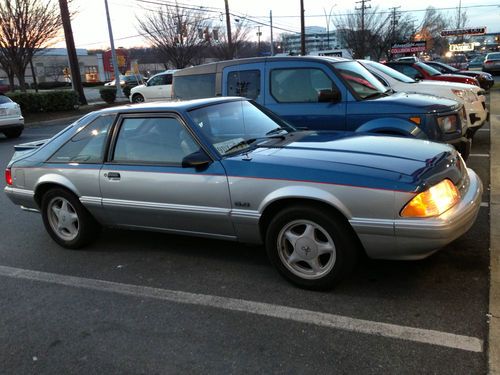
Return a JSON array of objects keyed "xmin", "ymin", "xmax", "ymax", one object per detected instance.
[
  {"xmin": 270, "ymin": 10, "xmax": 275, "ymax": 56},
  {"xmin": 389, "ymin": 6, "xmax": 400, "ymax": 45},
  {"xmin": 224, "ymin": 0, "xmax": 233, "ymax": 56},
  {"xmin": 300, "ymin": 0, "xmax": 306, "ymax": 55},
  {"xmin": 355, "ymin": 0, "xmax": 371, "ymax": 59},
  {"xmin": 104, "ymin": 0, "xmax": 123, "ymax": 98},
  {"xmin": 256, "ymin": 26, "xmax": 262, "ymax": 55},
  {"xmin": 58, "ymin": 0, "xmax": 87, "ymax": 105}
]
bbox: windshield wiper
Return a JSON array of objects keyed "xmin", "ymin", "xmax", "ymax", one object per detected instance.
[
  {"xmin": 224, "ymin": 138, "xmax": 257, "ymax": 155},
  {"xmin": 363, "ymin": 91, "xmax": 386, "ymax": 100},
  {"xmin": 265, "ymin": 127, "xmax": 288, "ymax": 136}
]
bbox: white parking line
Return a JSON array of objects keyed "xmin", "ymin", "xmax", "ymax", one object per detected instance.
[
  {"xmin": 0, "ymin": 265, "xmax": 483, "ymax": 353},
  {"xmin": 481, "ymin": 202, "xmax": 490, "ymax": 208},
  {"xmin": 469, "ymin": 153, "xmax": 490, "ymax": 158},
  {"xmin": 478, "ymin": 128, "xmax": 490, "ymax": 132}
]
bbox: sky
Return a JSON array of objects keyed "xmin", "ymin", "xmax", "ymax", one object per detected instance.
[{"xmin": 55, "ymin": 0, "xmax": 500, "ymax": 50}]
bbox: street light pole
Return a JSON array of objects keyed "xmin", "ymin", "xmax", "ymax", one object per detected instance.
[
  {"xmin": 103, "ymin": 0, "xmax": 124, "ymax": 98},
  {"xmin": 300, "ymin": 0, "xmax": 306, "ymax": 55}
]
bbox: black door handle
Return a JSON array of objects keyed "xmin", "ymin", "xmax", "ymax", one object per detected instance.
[{"xmin": 106, "ymin": 172, "xmax": 121, "ymax": 179}]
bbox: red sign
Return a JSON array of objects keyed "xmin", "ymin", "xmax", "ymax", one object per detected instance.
[{"xmin": 103, "ymin": 49, "xmax": 130, "ymax": 74}]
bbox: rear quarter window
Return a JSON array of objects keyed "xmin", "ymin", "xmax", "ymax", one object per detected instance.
[{"xmin": 173, "ymin": 74, "xmax": 216, "ymax": 100}]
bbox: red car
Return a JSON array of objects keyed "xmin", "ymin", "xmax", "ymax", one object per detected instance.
[
  {"xmin": 0, "ymin": 79, "xmax": 9, "ymax": 94},
  {"xmin": 385, "ymin": 61, "xmax": 480, "ymax": 87}
]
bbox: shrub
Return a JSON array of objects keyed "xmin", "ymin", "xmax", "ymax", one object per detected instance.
[
  {"xmin": 31, "ymin": 81, "xmax": 70, "ymax": 90},
  {"xmin": 99, "ymin": 87, "xmax": 116, "ymax": 103},
  {"xmin": 7, "ymin": 91, "xmax": 79, "ymax": 113}
]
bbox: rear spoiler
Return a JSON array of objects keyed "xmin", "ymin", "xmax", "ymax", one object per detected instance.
[{"xmin": 14, "ymin": 139, "xmax": 50, "ymax": 151}]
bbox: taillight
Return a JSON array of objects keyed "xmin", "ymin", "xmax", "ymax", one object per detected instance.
[{"xmin": 5, "ymin": 168, "xmax": 12, "ymax": 186}]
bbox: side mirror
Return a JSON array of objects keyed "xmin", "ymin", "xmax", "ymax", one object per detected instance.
[
  {"xmin": 318, "ymin": 89, "xmax": 341, "ymax": 103},
  {"xmin": 182, "ymin": 150, "xmax": 212, "ymax": 169}
]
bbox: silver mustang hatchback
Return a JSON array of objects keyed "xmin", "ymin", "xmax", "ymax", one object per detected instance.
[{"xmin": 4, "ymin": 97, "xmax": 482, "ymax": 289}]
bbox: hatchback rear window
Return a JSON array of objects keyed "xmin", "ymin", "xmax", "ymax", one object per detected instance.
[{"xmin": 0, "ymin": 95, "xmax": 12, "ymax": 104}]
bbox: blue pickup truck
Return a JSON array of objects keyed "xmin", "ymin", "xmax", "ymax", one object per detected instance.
[{"xmin": 172, "ymin": 56, "xmax": 470, "ymax": 159}]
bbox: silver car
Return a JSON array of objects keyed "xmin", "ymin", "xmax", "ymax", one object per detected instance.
[{"xmin": 4, "ymin": 98, "xmax": 482, "ymax": 289}]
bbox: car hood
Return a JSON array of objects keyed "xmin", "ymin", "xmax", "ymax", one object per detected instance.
[
  {"xmin": 364, "ymin": 91, "xmax": 459, "ymax": 113},
  {"xmin": 224, "ymin": 132, "xmax": 462, "ymax": 192}
]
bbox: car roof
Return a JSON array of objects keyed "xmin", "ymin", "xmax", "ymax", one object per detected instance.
[
  {"xmin": 94, "ymin": 97, "xmax": 247, "ymax": 116},
  {"xmin": 174, "ymin": 56, "xmax": 350, "ymax": 76}
]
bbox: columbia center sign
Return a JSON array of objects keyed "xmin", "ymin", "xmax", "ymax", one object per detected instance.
[
  {"xmin": 441, "ymin": 27, "xmax": 487, "ymax": 37},
  {"xmin": 390, "ymin": 41, "xmax": 427, "ymax": 54}
]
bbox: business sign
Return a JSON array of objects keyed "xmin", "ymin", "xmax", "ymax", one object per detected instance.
[
  {"xmin": 441, "ymin": 27, "xmax": 486, "ymax": 37},
  {"xmin": 390, "ymin": 41, "xmax": 426, "ymax": 54},
  {"xmin": 103, "ymin": 49, "xmax": 130, "ymax": 74},
  {"xmin": 449, "ymin": 43, "xmax": 475, "ymax": 52}
]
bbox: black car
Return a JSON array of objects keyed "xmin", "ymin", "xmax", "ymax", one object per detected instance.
[{"xmin": 426, "ymin": 61, "xmax": 494, "ymax": 91}]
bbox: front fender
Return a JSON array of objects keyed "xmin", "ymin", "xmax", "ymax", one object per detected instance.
[
  {"xmin": 356, "ymin": 118, "xmax": 427, "ymax": 139},
  {"xmin": 258, "ymin": 185, "xmax": 352, "ymax": 219}
]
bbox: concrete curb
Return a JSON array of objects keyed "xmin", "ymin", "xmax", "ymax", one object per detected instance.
[{"xmin": 489, "ymin": 89, "xmax": 500, "ymax": 374}]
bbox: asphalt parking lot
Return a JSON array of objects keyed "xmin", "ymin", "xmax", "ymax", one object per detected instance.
[{"xmin": 0, "ymin": 93, "xmax": 495, "ymax": 374}]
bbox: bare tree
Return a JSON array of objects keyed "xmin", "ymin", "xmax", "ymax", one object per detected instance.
[
  {"xmin": 213, "ymin": 19, "xmax": 252, "ymax": 60},
  {"xmin": 137, "ymin": 4, "xmax": 208, "ymax": 69},
  {"xmin": 415, "ymin": 7, "xmax": 451, "ymax": 56},
  {"xmin": 334, "ymin": 6, "xmax": 391, "ymax": 59},
  {"xmin": 0, "ymin": 0, "xmax": 63, "ymax": 91}
]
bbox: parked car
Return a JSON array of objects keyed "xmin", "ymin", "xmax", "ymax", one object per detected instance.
[
  {"xmin": 0, "ymin": 79, "xmax": 9, "ymax": 94},
  {"xmin": 385, "ymin": 61, "xmax": 480, "ymax": 87},
  {"xmin": 104, "ymin": 75, "xmax": 144, "ymax": 88},
  {"xmin": 129, "ymin": 70, "xmax": 177, "ymax": 103},
  {"xmin": 467, "ymin": 55, "xmax": 486, "ymax": 71},
  {"xmin": 361, "ymin": 60, "xmax": 488, "ymax": 137},
  {"xmin": 483, "ymin": 52, "xmax": 500, "ymax": 74},
  {"xmin": 172, "ymin": 57, "xmax": 471, "ymax": 159},
  {"xmin": 425, "ymin": 61, "xmax": 494, "ymax": 91},
  {"xmin": 4, "ymin": 97, "xmax": 482, "ymax": 289},
  {"xmin": 0, "ymin": 94, "xmax": 24, "ymax": 138}
]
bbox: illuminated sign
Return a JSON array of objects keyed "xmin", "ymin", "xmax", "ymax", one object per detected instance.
[
  {"xmin": 390, "ymin": 41, "xmax": 426, "ymax": 54},
  {"xmin": 449, "ymin": 43, "xmax": 475, "ymax": 52},
  {"xmin": 441, "ymin": 27, "xmax": 486, "ymax": 37}
]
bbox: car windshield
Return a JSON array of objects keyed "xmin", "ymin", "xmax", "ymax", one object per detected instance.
[
  {"xmin": 363, "ymin": 61, "xmax": 416, "ymax": 83},
  {"xmin": 416, "ymin": 62, "xmax": 442, "ymax": 76},
  {"xmin": 0, "ymin": 95, "xmax": 12, "ymax": 104},
  {"xmin": 333, "ymin": 61, "xmax": 387, "ymax": 99},
  {"xmin": 188, "ymin": 100, "xmax": 294, "ymax": 156}
]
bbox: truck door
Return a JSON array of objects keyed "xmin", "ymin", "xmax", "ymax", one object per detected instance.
[
  {"xmin": 222, "ymin": 64, "xmax": 265, "ymax": 105},
  {"xmin": 264, "ymin": 61, "xmax": 347, "ymax": 131}
]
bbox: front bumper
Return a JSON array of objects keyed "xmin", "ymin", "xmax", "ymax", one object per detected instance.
[
  {"xmin": 393, "ymin": 168, "xmax": 482, "ymax": 259},
  {"xmin": 356, "ymin": 168, "xmax": 482, "ymax": 260},
  {"xmin": 448, "ymin": 135, "xmax": 471, "ymax": 160}
]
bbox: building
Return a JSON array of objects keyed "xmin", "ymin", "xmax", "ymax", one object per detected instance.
[{"xmin": 279, "ymin": 26, "xmax": 346, "ymax": 55}]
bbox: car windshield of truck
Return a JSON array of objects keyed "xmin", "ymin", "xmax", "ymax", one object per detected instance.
[
  {"xmin": 416, "ymin": 62, "xmax": 442, "ymax": 76},
  {"xmin": 364, "ymin": 61, "xmax": 416, "ymax": 83},
  {"xmin": 334, "ymin": 61, "xmax": 388, "ymax": 100},
  {"xmin": 188, "ymin": 100, "xmax": 293, "ymax": 156}
]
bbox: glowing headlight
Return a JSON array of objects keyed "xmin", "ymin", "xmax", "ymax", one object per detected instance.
[
  {"xmin": 401, "ymin": 179, "xmax": 460, "ymax": 218},
  {"xmin": 437, "ymin": 115, "xmax": 458, "ymax": 133}
]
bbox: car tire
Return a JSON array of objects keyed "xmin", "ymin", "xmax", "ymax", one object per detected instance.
[
  {"xmin": 132, "ymin": 94, "xmax": 145, "ymax": 103},
  {"xmin": 4, "ymin": 128, "xmax": 22, "ymax": 138},
  {"xmin": 265, "ymin": 205, "xmax": 359, "ymax": 290},
  {"xmin": 41, "ymin": 188, "xmax": 100, "ymax": 249}
]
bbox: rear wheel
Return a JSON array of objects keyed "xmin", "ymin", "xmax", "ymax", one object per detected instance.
[
  {"xmin": 4, "ymin": 128, "xmax": 22, "ymax": 138},
  {"xmin": 265, "ymin": 205, "xmax": 359, "ymax": 290},
  {"xmin": 41, "ymin": 188, "xmax": 100, "ymax": 249},
  {"xmin": 132, "ymin": 93, "xmax": 145, "ymax": 103}
]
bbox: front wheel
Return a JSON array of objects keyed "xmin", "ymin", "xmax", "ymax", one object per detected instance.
[
  {"xmin": 41, "ymin": 188, "xmax": 100, "ymax": 249},
  {"xmin": 265, "ymin": 205, "xmax": 359, "ymax": 290}
]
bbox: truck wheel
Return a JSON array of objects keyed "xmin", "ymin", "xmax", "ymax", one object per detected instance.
[
  {"xmin": 265, "ymin": 205, "xmax": 358, "ymax": 290},
  {"xmin": 41, "ymin": 188, "xmax": 100, "ymax": 249}
]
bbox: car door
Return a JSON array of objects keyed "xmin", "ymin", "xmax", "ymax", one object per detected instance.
[
  {"xmin": 99, "ymin": 113, "xmax": 235, "ymax": 238},
  {"xmin": 143, "ymin": 74, "xmax": 172, "ymax": 101},
  {"xmin": 264, "ymin": 61, "xmax": 347, "ymax": 131}
]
